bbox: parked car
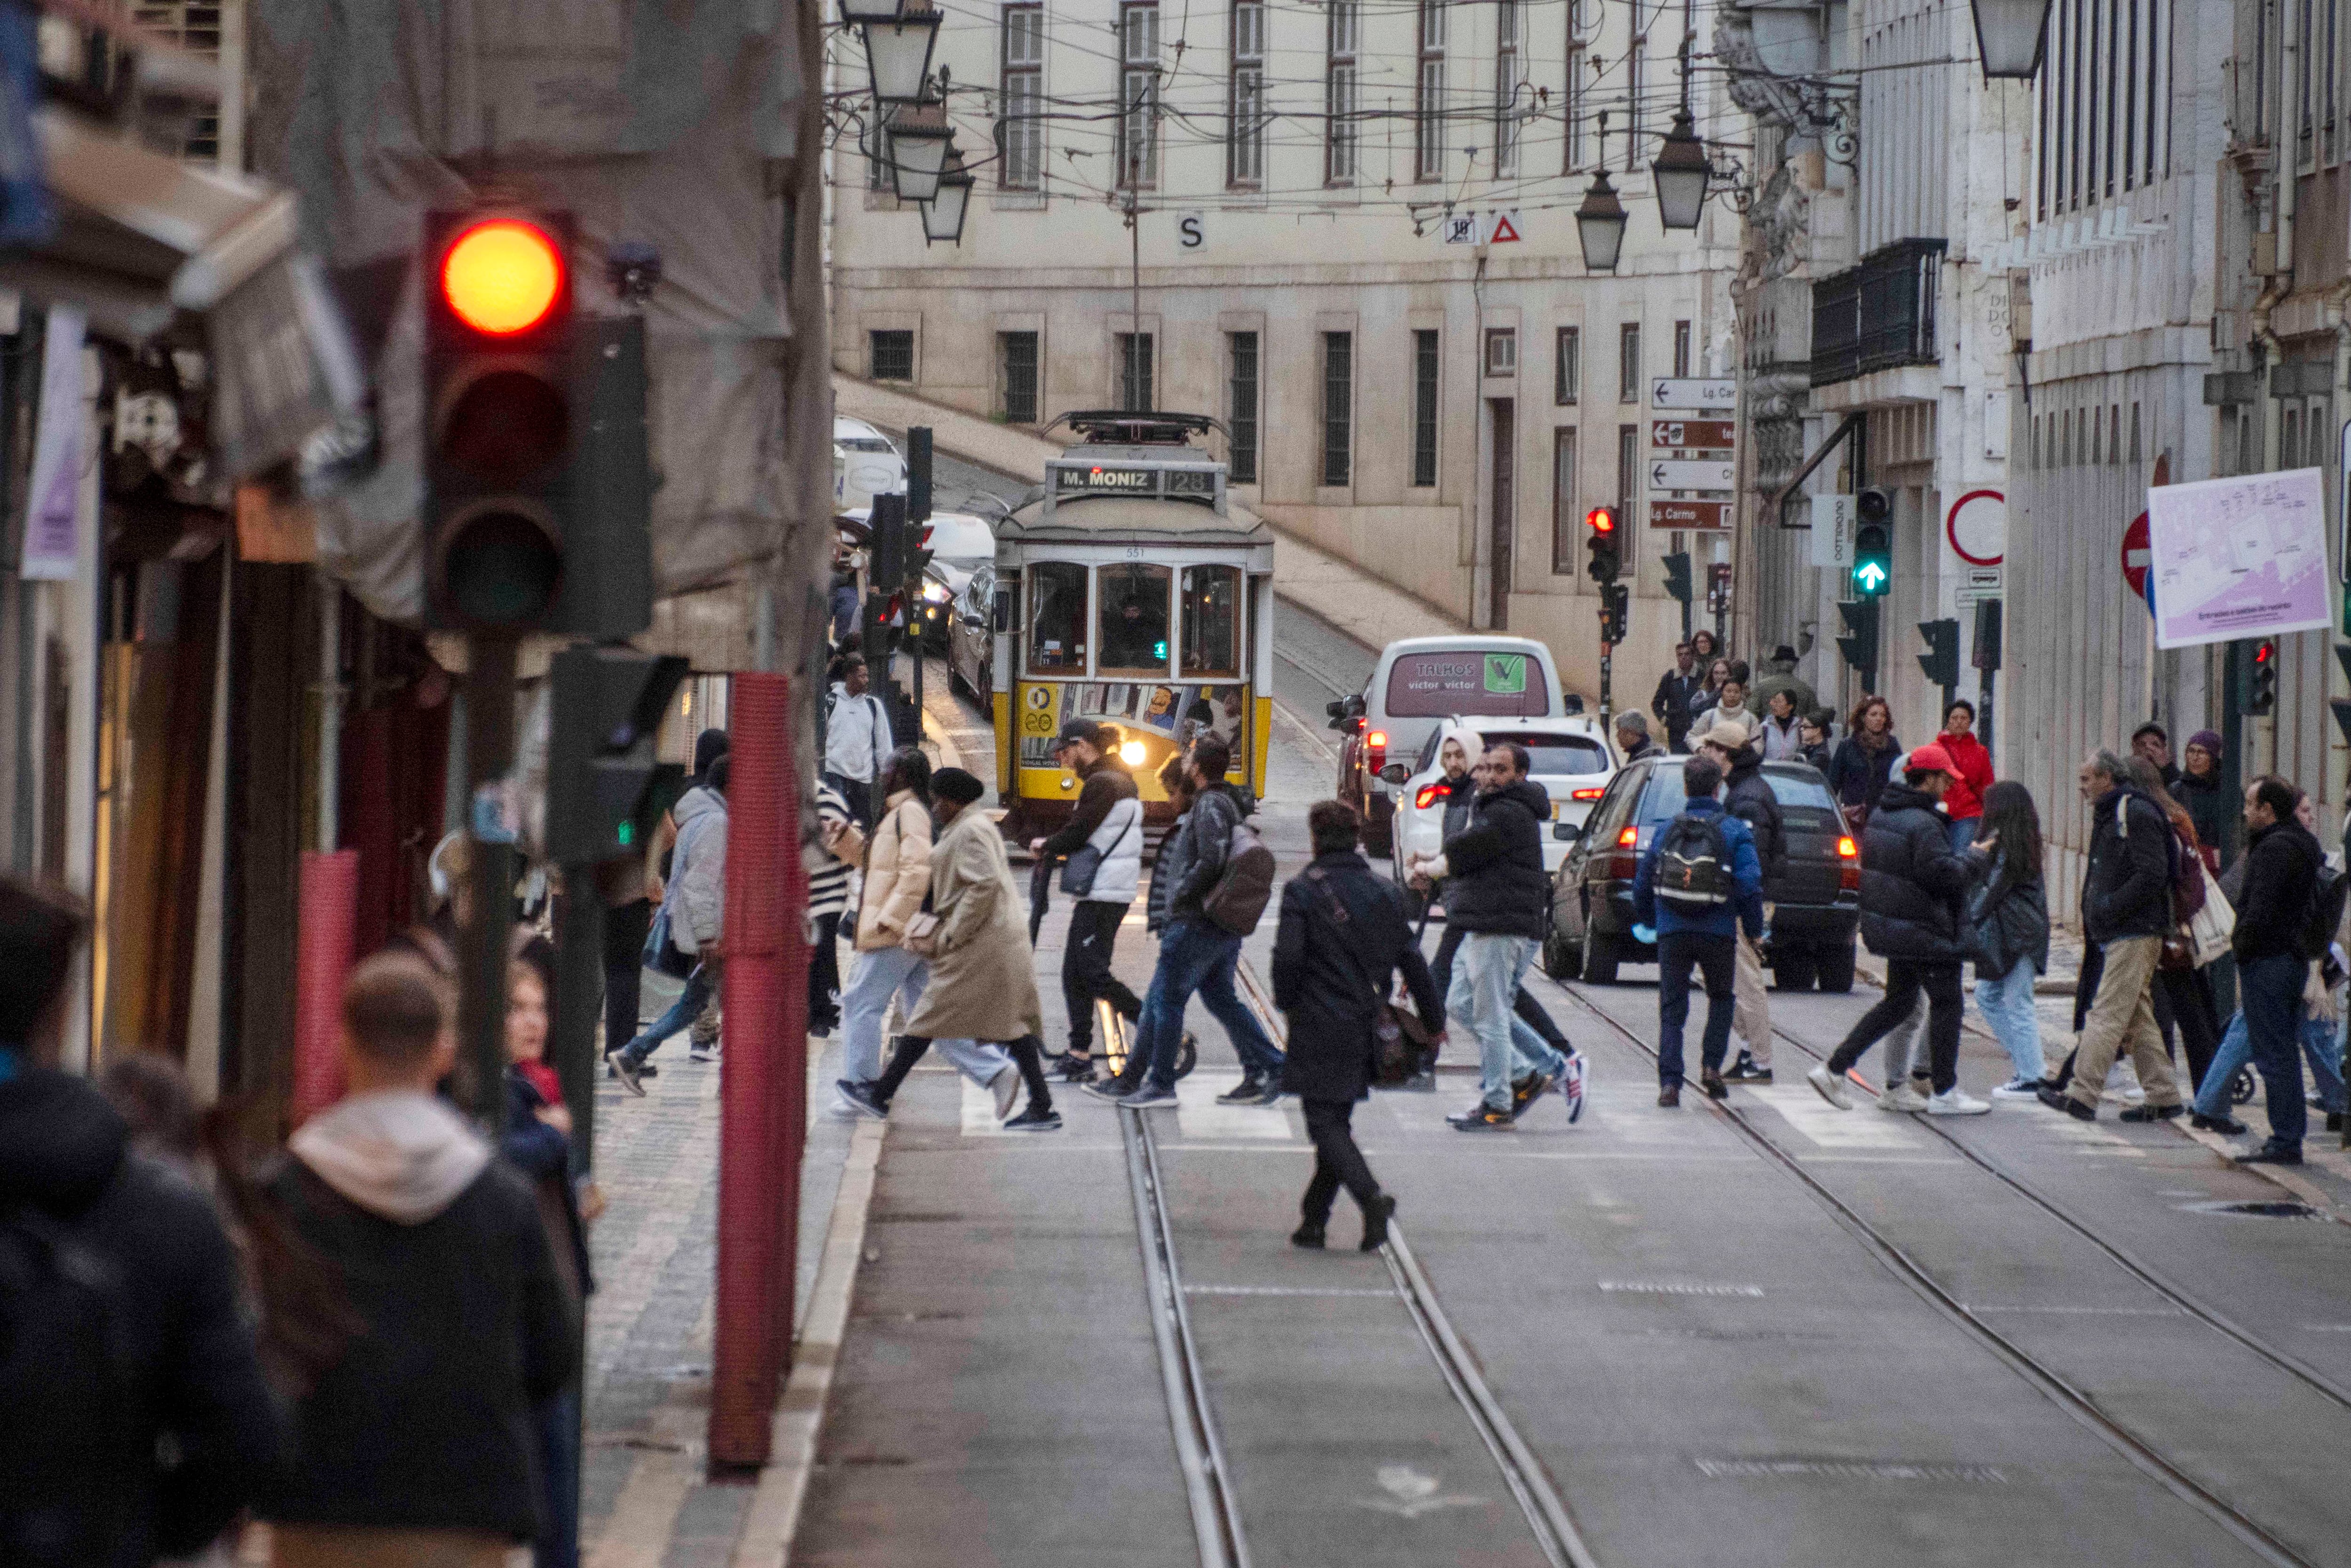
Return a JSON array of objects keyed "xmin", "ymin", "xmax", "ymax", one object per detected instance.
[
  {"xmin": 834, "ymin": 416, "xmax": 906, "ymax": 512},
  {"xmin": 1381, "ymin": 716, "xmax": 1616, "ymax": 897},
  {"xmin": 945, "ymin": 561, "xmax": 999, "ymax": 709},
  {"xmin": 1328, "ymin": 634, "xmax": 1568, "ymax": 857},
  {"xmin": 915, "ymin": 510, "xmax": 999, "ymax": 649},
  {"xmin": 1543, "ymin": 754, "xmax": 1860, "ymax": 989}
]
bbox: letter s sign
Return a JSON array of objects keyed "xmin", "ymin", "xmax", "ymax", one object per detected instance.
[{"xmin": 1177, "ymin": 212, "xmax": 1204, "ymax": 249}]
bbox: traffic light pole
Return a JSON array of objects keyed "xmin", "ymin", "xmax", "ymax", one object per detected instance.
[
  {"xmin": 1598, "ymin": 643, "xmax": 1614, "ymax": 727},
  {"xmin": 459, "ymin": 634, "xmax": 520, "ymax": 1128}
]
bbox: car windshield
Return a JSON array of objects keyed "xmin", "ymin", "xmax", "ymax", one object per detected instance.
[
  {"xmin": 1384, "ymin": 650, "xmax": 1551, "ymax": 717},
  {"xmin": 1764, "ymin": 769, "xmax": 1839, "ymax": 811},
  {"xmin": 1482, "ymin": 733, "xmax": 1607, "ymax": 777}
]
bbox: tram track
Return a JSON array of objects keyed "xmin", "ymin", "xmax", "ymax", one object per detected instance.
[
  {"xmin": 1107, "ymin": 995, "xmax": 1600, "ymax": 1568},
  {"xmin": 1551, "ymin": 979, "xmax": 2325, "ymax": 1568}
]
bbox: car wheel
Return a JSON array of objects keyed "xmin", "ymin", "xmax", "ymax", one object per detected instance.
[
  {"xmin": 1815, "ymin": 941, "xmax": 1857, "ymax": 993},
  {"xmin": 1771, "ymin": 946, "xmax": 1817, "ymax": 992},
  {"xmin": 1581, "ymin": 933, "xmax": 1620, "ymax": 985},
  {"xmin": 1543, "ymin": 927, "xmax": 1580, "ymax": 980}
]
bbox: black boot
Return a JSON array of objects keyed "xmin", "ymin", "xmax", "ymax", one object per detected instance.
[
  {"xmin": 1359, "ymin": 1193, "xmax": 1396, "ymax": 1252},
  {"xmin": 1291, "ymin": 1218, "xmax": 1327, "ymax": 1249}
]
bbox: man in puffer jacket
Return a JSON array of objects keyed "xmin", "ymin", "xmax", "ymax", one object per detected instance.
[
  {"xmin": 1807, "ymin": 744, "xmax": 1990, "ymax": 1115},
  {"xmin": 2038, "ymin": 747, "xmax": 2185, "ymax": 1122},
  {"xmin": 1406, "ymin": 742, "xmax": 1570, "ymax": 1130}
]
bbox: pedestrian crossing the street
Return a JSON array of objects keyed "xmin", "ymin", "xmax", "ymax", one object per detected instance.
[{"xmin": 955, "ymin": 1069, "xmax": 1301, "ymax": 1141}]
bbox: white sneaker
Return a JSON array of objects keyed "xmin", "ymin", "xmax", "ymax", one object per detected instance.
[
  {"xmin": 1990, "ymin": 1076, "xmax": 2044, "ymax": 1100},
  {"xmin": 2103, "ymin": 1062, "xmax": 2146, "ymax": 1104},
  {"xmin": 1807, "ymin": 1064, "xmax": 1852, "ymax": 1109},
  {"xmin": 990, "ymin": 1064, "xmax": 1020, "ymax": 1120},
  {"xmin": 1879, "ymin": 1082, "xmax": 1931, "ymax": 1112},
  {"xmin": 688, "ymin": 1042, "xmax": 719, "ymax": 1064},
  {"xmin": 1926, "ymin": 1087, "xmax": 1992, "ymax": 1116}
]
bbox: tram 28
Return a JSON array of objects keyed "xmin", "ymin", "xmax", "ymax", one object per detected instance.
[{"xmin": 989, "ymin": 411, "xmax": 1276, "ymax": 840}]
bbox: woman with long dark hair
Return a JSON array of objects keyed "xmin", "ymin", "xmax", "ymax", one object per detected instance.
[
  {"xmin": 1826, "ymin": 695, "xmax": 1901, "ymax": 832},
  {"xmin": 1966, "ymin": 781, "xmax": 2052, "ymax": 1096}
]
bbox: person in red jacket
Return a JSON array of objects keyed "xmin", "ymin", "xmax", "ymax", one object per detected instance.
[{"xmin": 1936, "ymin": 699, "xmax": 1997, "ymax": 850}]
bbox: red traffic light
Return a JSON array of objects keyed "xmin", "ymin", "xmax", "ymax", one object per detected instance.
[
  {"xmin": 2254, "ymin": 640, "xmax": 2276, "ymax": 664},
  {"xmin": 1585, "ymin": 506, "xmax": 1618, "ymax": 535},
  {"xmin": 441, "ymin": 219, "xmax": 566, "ymax": 336}
]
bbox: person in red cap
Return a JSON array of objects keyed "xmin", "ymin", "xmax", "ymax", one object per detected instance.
[
  {"xmin": 1936, "ymin": 699, "xmax": 1997, "ymax": 850},
  {"xmin": 1807, "ymin": 742, "xmax": 1991, "ymax": 1115}
]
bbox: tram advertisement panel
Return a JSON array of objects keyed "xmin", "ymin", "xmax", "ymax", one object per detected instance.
[{"xmin": 1016, "ymin": 680, "xmax": 1249, "ymax": 772}]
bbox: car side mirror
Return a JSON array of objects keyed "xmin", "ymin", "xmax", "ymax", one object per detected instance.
[
  {"xmin": 1553, "ymin": 820, "xmax": 1583, "ymax": 842},
  {"xmin": 1325, "ymin": 699, "xmax": 1346, "ymax": 719},
  {"xmin": 960, "ymin": 611, "xmax": 987, "ymax": 629},
  {"xmin": 1379, "ymin": 762, "xmax": 1411, "ymax": 785},
  {"xmin": 1344, "ymin": 694, "xmax": 1367, "ymax": 717},
  {"xmin": 1346, "ymin": 716, "xmax": 1366, "ymax": 735}
]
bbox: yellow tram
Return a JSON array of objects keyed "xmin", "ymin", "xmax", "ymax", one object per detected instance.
[{"xmin": 990, "ymin": 412, "xmax": 1276, "ymax": 837}]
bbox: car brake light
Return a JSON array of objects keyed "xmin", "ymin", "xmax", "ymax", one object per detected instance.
[
  {"xmin": 1617, "ymin": 825, "xmax": 1639, "ymax": 847},
  {"xmin": 1837, "ymin": 836, "xmax": 1858, "ymax": 858},
  {"xmin": 1368, "ymin": 730, "xmax": 1388, "ymax": 750},
  {"xmin": 1415, "ymin": 783, "xmax": 1443, "ymax": 810},
  {"xmin": 1572, "ymin": 787, "xmax": 1603, "ymax": 800}
]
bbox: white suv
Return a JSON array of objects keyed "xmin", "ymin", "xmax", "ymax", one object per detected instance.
[{"xmin": 1381, "ymin": 715, "xmax": 1617, "ymax": 899}]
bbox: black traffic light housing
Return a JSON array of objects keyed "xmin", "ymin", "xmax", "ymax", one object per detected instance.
[
  {"xmin": 1661, "ymin": 551, "xmax": 1693, "ymax": 605},
  {"xmin": 1837, "ymin": 597, "xmax": 1881, "ymax": 690},
  {"xmin": 1598, "ymin": 582, "xmax": 1630, "ymax": 645},
  {"xmin": 1585, "ymin": 507, "xmax": 1621, "ymax": 583},
  {"xmin": 2246, "ymin": 638, "xmax": 2279, "ymax": 716},
  {"xmin": 1917, "ymin": 618, "xmax": 1960, "ymax": 691},
  {"xmin": 543, "ymin": 646, "xmax": 692, "ymax": 865}
]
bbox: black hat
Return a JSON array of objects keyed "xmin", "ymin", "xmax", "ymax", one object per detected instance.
[
  {"xmin": 1055, "ymin": 718, "xmax": 1102, "ymax": 748},
  {"xmin": 932, "ymin": 767, "xmax": 985, "ymax": 805}
]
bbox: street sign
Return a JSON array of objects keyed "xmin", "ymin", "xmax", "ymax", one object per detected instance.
[
  {"xmin": 1945, "ymin": 488, "xmax": 2005, "ymax": 566},
  {"xmin": 2120, "ymin": 511, "xmax": 2150, "ymax": 597},
  {"xmin": 1485, "ymin": 210, "xmax": 1523, "ymax": 244},
  {"xmin": 1649, "ymin": 418, "xmax": 1736, "ymax": 451},
  {"xmin": 1809, "ymin": 493, "xmax": 1853, "ymax": 569},
  {"xmin": 1650, "ymin": 499, "xmax": 1730, "ymax": 529},
  {"xmin": 1650, "ymin": 377, "xmax": 1736, "ymax": 410},
  {"xmin": 1648, "ymin": 458, "xmax": 1736, "ymax": 492},
  {"xmin": 1441, "ymin": 213, "xmax": 1480, "ymax": 245},
  {"xmin": 1956, "ymin": 585, "xmax": 2003, "ymax": 606}
]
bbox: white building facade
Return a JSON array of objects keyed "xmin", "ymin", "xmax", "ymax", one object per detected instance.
[{"xmin": 829, "ymin": 0, "xmax": 1742, "ymax": 703}]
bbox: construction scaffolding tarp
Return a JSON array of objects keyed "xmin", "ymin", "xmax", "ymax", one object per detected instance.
[{"xmin": 249, "ymin": 0, "xmax": 812, "ymax": 634}]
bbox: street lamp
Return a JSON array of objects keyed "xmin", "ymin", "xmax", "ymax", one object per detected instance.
[
  {"xmin": 1970, "ymin": 0, "xmax": 2054, "ymax": 77},
  {"xmin": 885, "ymin": 103, "xmax": 951, "ymax": 202},
  {"xmin": 1650, "ymin": 109, "xmax": 1711, "ymax": 231},
  {"xmin": 856, "ymin": 0, "xmax": 940, "ymax": 105},
  {"xmin": 920, "ymin": 146, "xmax": 972, "ymax": 245},
  {"xmin": 1575, "ymin": 169, "xmax": 1628, "ymax": 272}
]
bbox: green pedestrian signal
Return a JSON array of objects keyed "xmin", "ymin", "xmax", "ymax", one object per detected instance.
[{"xmin": 1853, "ymin": 522, "xmax": 1891, "ymax": 598}]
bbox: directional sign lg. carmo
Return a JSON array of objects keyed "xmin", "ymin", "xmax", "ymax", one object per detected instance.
[{"xmin": 1648, "ymin": 458, "xmax": 1736, "ymax": 492}]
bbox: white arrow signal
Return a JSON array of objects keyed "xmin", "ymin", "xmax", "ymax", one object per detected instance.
[{"xmin": 1854, "ymin": 562, "xmax": 1890, "ymax": 591}]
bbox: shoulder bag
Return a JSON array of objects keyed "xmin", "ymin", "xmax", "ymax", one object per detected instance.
[{"xmin": 1062, "ymin": 798, "xmax": 1138, "ymax": 897}]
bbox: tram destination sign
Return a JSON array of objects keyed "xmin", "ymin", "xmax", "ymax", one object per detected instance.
[{"xmin": 1048, "ymin": 461, "xmax": 1223, "ymax": 505}]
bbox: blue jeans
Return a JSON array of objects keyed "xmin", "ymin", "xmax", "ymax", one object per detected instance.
[
  {"xmin": 2195, "ymin": 1003, "xmax": 2349, "ymax": 1119},
  {"xmin": 1140, "ymin": 919, "xmax": 1285, "ymax": 1091},
  {"xmin": 1446, "ymin": 932, "xmax": 1554, "ymax": 1111},
  {"xmin": 2237, "ymin": 953, "xmax": 2311, "ymax": 1150},
  {"xmin": 533, "ymin": 1386, "xmax": 581, "ymax": 1568},
  {"xmin": 620, "ymin": 961, "xmax": 715, "ymax": 1067},
  {"xmin": 1948, "ymin": 816, "xmax": 1980, "ymax": 852},
  {"xmin": 842, "ymin": 945, "xmax": 926, "ymax": 1084},
  {"xmin": 1657, "ymin": 930, "xmax": 1736, "ymax": 1086},
  {"xmin": 1974, "ymin": 957, "xmax": 2045, "ymax": 1082}
]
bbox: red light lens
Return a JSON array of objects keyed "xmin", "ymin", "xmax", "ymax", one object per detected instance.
[
  {"xmin": 442, "ymin": 220, "xmax": 565, "ymax": 336},
  {"xmin": 1837, "ymin": 836, "xmax": 1858, "ymax": 858},
  {"xmin": 1368, "ymin": 731, "xmax": 1388, "ymax": 748},
  {"xmin": 1585, "ymin": 507, "xmax": 1617, "ymax": 534},
  {"xmin": 1617, "ymin": 825, "xmax": 1639, "ymax": 847},
  {"xmin": 1572, "ymin": 787, "xmax": 1604, "ymax": 800},
  {"xmin": 1415, "ymin": 784, "xmax": 1443, "ymax": 810}
]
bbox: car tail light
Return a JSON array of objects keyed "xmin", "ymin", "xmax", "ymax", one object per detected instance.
[
  {"xmin": 1366, "ymin": 729, "xmax": 1388, "ymax": 772},
  {"xmin": 1837, "ymin": 836, "xmax": 1858, "ymax": 858},
  {"xmin": 1572, "ymin": 787, "xmax": 1604, "ymax": 800},
  {"xmin": 1415, "ymin": 783, "xmax": 1444, "ymax": 810},
  {"xmin": 1840, "ymin": 863, "xmax": 1862, "ymax": 893},
  {"xmin": 1617, "ymin": 825, "xmax": 1639, "ymax": 847}
]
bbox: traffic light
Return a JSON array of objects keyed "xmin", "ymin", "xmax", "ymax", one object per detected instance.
[
  {"xmin": 2247, "ymin": 638, "xmax": 2279, "ymax": 715},
  {"xmin": 1851, "ymin": 487, "xmax": 1893, "ymax": 597},
  {"xmin": 1585, "ymin": 506, "xmax": 1621, "ymax": 583},
  {"xmin": 870, "ymin": 491, "xmax": 908, "ymax": 585},
  {"xmin": 543, "ymin": 646, "xmax": 691, "ymax": 865},
  {"xmin": 1598, "ymin": 582, "xmax": 1630, "ymax": 644},
  {"xmin": 1661, "ymin": 551, "xmax": 1693, "ymax": 605},
  {"xmin": 1836, "ymin": 598, "xmax": 1880, "ymax": 688},
  {"xmin": 1917, "ymin": 618, "xmax": 1960, "ymax": 691}
]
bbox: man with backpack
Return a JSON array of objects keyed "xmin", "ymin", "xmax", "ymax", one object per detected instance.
[
  {"xmin": 1703, "ymin": 722, "xmax": 1784, "ymax": 1084},
  {"xmin": 1633, "ymin": 755, "xmax": 1765, "ymax": 1105},
  {"xmin": 1099, "ymin": 735, "xmax": 1284, "ymax": 1107},
  {"xmin": 2035, "ymin": 748, "xmax": 2188, "ymax": 1122},
  {"xmin": 0, "ymin": 877, "xmax": 279, "ymax": 1567},
  {"xmin": 2227, "ymin": 774, "xmax": 2327, "ymax": 1164},
  {"xmin": 824, "ymin": 654, "xmax": 893, "ymax": 829}
]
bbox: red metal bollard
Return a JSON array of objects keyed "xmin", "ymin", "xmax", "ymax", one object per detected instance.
[
  {"xmin": 709, "ymin": 672, "xmax": 809, "ymax": 1468},
  {"xmin": 290, "ymin": 849, "xmax": 360, "ymax": 1126}
]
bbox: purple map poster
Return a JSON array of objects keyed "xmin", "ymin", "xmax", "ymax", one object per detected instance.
[
  {"xmin": 2145, "ymin": 468, "xmax": 2333, "ymax": 650},
  {"xmin": 17, "ymin": 307, "xmax": 84, "ymax": 583}
]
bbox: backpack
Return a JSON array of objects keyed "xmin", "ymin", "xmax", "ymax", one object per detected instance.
[
  {"xmin": 2301, "ymin": 866, "xmax": 2350, "ymax": 961},
  {"xmin": 1653, "ymin": 812, "xmax": 1733, "ymax": 906},
  {"xmin": 0, "ymin": 1204, "xmax": 134, "ymax": 1532},
  {"xmin": 1202, "ymin": 819, "xmax": 1278, "ymax": 935}
]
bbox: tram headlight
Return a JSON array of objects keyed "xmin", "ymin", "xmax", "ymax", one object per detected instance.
[{"xmin": 1120, "ymin": 739, "xmax": 1148, "ymax": 767}]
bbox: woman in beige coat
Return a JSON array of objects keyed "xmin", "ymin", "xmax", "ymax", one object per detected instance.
[
  {"xmin": 835, "ymin": 750, "xmax": 1015, "ymax": 1116},
  {"xmin": 848, "ymin": 769, "xmax": 1061, "ymax": 1131}
]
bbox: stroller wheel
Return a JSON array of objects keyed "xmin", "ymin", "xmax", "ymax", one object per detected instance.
[
  {"xmin": 2230, "ymin": 1065, "xmax": 2257, "ymax": 1105},
  {"xmin": 1174, "ymin": 1031, "xmax": 1198, "ymax": 1080}
]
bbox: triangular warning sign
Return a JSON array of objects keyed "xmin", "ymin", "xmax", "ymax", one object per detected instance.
[{"xmin": 1487, "ymin": 212, "xmax": 1522, "ymax": 244}]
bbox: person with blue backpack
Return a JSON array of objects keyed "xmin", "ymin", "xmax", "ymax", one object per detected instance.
[{"xmin": 1632, "ymin": 754, "xmax": 1765, "ymax": 1107}]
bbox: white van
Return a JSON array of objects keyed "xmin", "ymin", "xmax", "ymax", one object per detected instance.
[
  {"xmin": 1328, "ymin": 635, "xmax": 1568, "ymax": 856},
  {"xmin": 833, "ymin": 416, "xmax": 907, "ymax": 512}
]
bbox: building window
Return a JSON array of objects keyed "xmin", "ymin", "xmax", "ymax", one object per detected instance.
[
  {"xmin": 870, "ymin": 329, "xmax": 915, "ymax": 382},
  {"xmin": 1415, "ymin": 0, "xmax": 1447, "ymax": 181},
  {"xmin": 1564, "ymin": 45, "xmax": 1587, "ymax": 170},
  {"xmin": 1673, "ymin": 320, "xmax": 1692, "ymax": 378},
  {"xmin": 1412, "ymin": 330, "xmax": 1440, "ymax": 486},
  {"xmin": 1327, "ymin": 0, "xmax": 1360, "ymax": 183},
  {"xmin": 1485, "ymin": 328, "xmax": 1517, "ymax": 377},
  {"xmin": 1555, "ymin": 325, "xmax": 1580, "ymax": 404},
  {"xmin": 1227, "ymin": 331, "xmax": 1260, "ymax": 482},
  {"xmin": 1118, "ymin": 2, "xmax": 1161, "ymax": 188},
  {"xmin": 1001, "ymin": 4, "xmax": 1044, "ymax": 189},
  {"xmin": 1229, "ymin": 0, "xmax": 1267, "ymax": 186},
  {"xmin": 1116, "ymin": 332, "xmax": 1154, "ymax": 411},
  {"xmin": 1618, "ymin": 323, "xmax": 1641, "ymax": 403},
  {"xmin": 1494, "ymin": 0, "xmax": 1522, "ymax": 177},
  {"xmin": 1625, "ymin": 36, "xmax": 1644, "ymax": 170},
  {"xmin": 1550, "ymin": 427, "xmax": 1578, "ymax": 574},
  {"xmin": 1616, "ymin": 424, "xmax": 1640, "ymax": 537},
  {"xmin": 1322, "ymin": 331, "xmax": 1354, "ymax": 486},
  {"xmin": 1000, "ymin": 331, "xmax": 1040, "ymax": 423}
]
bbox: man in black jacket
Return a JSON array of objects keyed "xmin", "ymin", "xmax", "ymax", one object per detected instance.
[
  {"xmin": 1031, "ymin": 719, "xmax": 1145, "ymax": 1077},
  {"xmin": 1706, "ymin": 723, "xmax": 1784, "ymax": 1083},
  {"xmin": 263, "ymin": 952, "xmax": 576, "ymax": 1564},
  {"xmin": 1653, "ymin": 643, "xmax": 1705, "ymax": 756},
  {"xmin": 1807, "ymin": 745, "xmax": 1989, "ymax": 1114},
  {"xmin": 2229, "ymin": 775, "xmax": 2324, "ymax": 1164},
  {"xmin": 2038, "ymin": 748, "xmax": 2186, "ymax": 1122},
  {"xmin": 0, "ymin": 879, "xmax": 278, "ymax": 1568},
  {"xmin": 1406, "ymin": 743, "xmax": 1570, "ymax": 1129},
  {"xmin": 1615, "ymin": 711, "xmax": 1661, "ymax": 765},
  {"xmin": 1273, "ymin": 801, "xmax": 1445, "ymax": 1249}
]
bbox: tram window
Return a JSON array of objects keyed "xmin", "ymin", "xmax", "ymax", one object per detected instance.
[
  {"xmin": 1027, "ymin": 563, "xmax": 1088, "ymax": 672},
  {"xmin": 1097, "ymin": 562, "xmax": 1173, "ymax": 675},
  {"xmin": 1178, "ymin": 565, "xmax": 1242, "ymax": 678}
]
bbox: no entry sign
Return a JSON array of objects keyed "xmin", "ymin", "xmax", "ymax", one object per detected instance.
[{"xmin": 2121, "ymin": 511, "xmax": 2151, "ymax": 597}]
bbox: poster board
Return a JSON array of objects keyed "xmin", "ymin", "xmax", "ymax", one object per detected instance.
[{"xmin": 2144, "ymin": 468, "xmax": 2333, "ymax": 649}]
